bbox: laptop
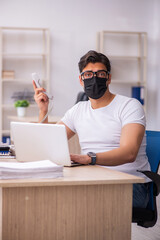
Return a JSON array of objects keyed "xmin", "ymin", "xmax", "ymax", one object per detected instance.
[{"xmin": 11, "ymin": 122, "xmax": 78, "ymax": 167}]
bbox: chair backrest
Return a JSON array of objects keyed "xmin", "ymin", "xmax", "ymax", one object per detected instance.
[
  {"xmin": 75, "ymin": 92, "xmax": 88, "ymax": 104},
  {"xmin": 146, "ymin": 130, "xmax": 160, "ymax": 173},
  {"xmin": 132, "ymin": 130, "xmax": 160, "ymax": 227},
  {"xmin": 146, "ymin": 130, "xmax": 160, "ymax": 211}
]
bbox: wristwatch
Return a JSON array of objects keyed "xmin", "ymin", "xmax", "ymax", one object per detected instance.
[{"xmin": 87, "ymin": 152, "xmax": 96, "ymax": 165}]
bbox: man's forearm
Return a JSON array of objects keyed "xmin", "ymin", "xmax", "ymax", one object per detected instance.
[
  {"xmin": 71, "ymin": 146, "xmax": 139, "ymax": 166},
  {"xmin": 96, "ymin": 146, "xmax": 138, "ymax": 166}
]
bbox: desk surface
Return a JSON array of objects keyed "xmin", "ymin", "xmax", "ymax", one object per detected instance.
[
  {"xmin": 0, "ymin": 165, "xmax": 144, "ymax": 188},
  {"xmin": 8, "ymin": 115, "xmax": 61, "ymax": 123}
]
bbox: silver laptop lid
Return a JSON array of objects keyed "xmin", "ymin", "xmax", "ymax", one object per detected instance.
[{"xmin": 11, "ymin": 122, "xmax": 71, "ymax": 166}]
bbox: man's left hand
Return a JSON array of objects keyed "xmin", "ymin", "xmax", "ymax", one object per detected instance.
[{"xmin": 70, "ymin": 154, "xmax": 91, "ymax": 165}]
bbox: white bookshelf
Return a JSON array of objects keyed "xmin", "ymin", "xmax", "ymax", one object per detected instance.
[
  {"xmin": 96, "ymin": 31, "xmax": 147, "ymax": 110},
  {"xmin": 0, "ymin": 26, "xmax": 50, "ymax": 141}
]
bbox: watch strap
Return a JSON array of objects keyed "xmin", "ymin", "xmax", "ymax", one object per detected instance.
[{"xmin": 87, "ymin": 152, "xmax": 96, "ymax": 165}]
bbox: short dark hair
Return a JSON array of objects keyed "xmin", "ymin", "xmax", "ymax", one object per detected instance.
[{"xmin": 78, "ymin": 50, "xmax": 111, "ymax": 73}]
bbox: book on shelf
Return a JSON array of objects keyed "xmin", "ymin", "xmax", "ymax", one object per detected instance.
[
  {"xmin": 0, "ymin": 160, "xmax": 63, "ymax": 180},
  {"xmin": 2, "ymin": 70, "xmax": 15, "ymax": 79}
]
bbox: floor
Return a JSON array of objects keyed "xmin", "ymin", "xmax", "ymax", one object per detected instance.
[{"xmin": 132, "ymin": 169, "xmax": 160, "ymax": 240}]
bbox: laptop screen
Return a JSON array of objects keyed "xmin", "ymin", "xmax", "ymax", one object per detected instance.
[{"xmin": 11, "ymin": 122, "xmax": 71, "ymax": 166}]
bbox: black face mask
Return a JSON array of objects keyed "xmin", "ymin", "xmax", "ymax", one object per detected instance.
[{"xmin": 83, "ymin": 76, "xmax": 108, "ymax": 99}]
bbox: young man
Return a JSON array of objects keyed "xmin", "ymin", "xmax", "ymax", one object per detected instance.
[{"xmin": 33, "ymin": 50, "xmax": 151, "ymax": 208}]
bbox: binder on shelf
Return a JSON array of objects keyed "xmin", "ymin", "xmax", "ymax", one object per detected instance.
[
  {"xmin": 132, "ymin": 86, "xmax": 144, "ymax": 105},
  {"xmin": 2, "ymin": 136, "xmax": 10, "ymax": 144}
]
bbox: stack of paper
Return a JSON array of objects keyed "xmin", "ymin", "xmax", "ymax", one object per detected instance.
[{"xmin": 0, "ymin": 160, "xmax": 63, "ymax": 180}]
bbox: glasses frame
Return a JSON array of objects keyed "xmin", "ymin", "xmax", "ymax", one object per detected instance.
[{"xmin": 80, "ymin": 70, "xmax": 110, "ymax": 80}]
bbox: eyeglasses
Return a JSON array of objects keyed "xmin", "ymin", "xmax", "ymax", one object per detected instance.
[{"xmin": 81, "ymin": 70, "xmax": 109, "ymax": 80}]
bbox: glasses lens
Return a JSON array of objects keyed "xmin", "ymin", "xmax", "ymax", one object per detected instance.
[
  {"xmin": 83, "ymin": 71, "xmax": 93, "ymax": 79},
  {"xmin": 97, "ymin": 70, "xmax": 108, "ymax": 78}
]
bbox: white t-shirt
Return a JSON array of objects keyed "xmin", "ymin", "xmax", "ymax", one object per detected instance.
[{"xmin": 61, "ymin": 94, "xmax": 151, "ymax": 181}]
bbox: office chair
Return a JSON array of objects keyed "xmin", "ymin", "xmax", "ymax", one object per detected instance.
[
  {"xmin": 132, "ymin": 130, "xmax": 160, "ymax": 228},
  {"xmin": 75, "ymin": 92, "xmax": 89, "ymax": 104}
]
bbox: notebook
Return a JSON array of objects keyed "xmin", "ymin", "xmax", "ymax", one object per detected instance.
[{"xmin": 11, "ymin": 122, "xmax": 75, "ymax": 166}]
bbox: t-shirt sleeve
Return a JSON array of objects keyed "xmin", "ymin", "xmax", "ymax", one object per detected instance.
[
  {"xmin": 120, "ymin": 98, "xmax": 146, "ymax": 128},
  {"xmin": 60, "ymin": 103, "xmax": 79, "ymax": 133}
]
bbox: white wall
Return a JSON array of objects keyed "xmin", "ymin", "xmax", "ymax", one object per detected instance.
[
  {"xmin": 0, "ymin": 0, "xmax": 160, "ymax": 130},
  {"xmin": 152, "ymin": 0, "xmax": 160, "ymax": 130}
]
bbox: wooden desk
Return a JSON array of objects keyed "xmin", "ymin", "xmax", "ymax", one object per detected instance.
[
  {"xmin": 0, "ymin": 166, "xmax": 144, "ymax": 240},
  {"xmin": 8, "ymin": 115, "xmax": 61, "ymax": 123}
]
